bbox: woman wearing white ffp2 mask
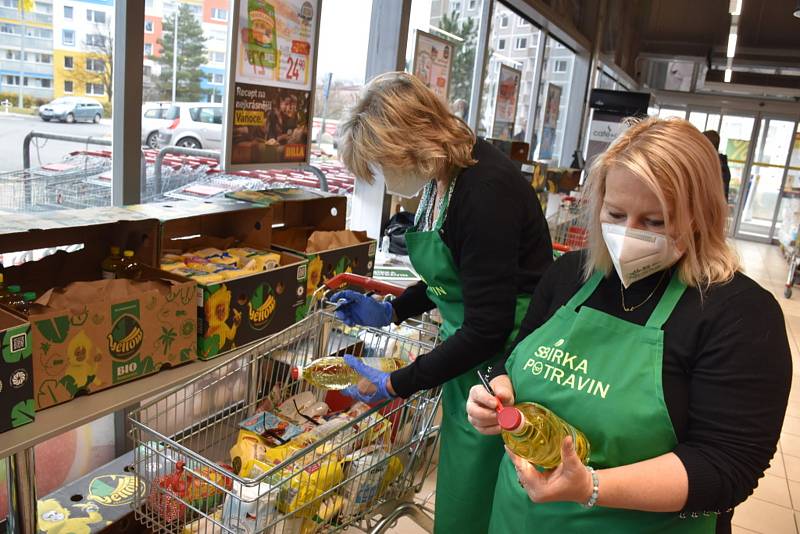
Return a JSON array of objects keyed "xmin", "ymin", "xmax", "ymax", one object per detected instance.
[{"xmin": 466, "ymin": 117, "xmax": 791, "ymax": 534}]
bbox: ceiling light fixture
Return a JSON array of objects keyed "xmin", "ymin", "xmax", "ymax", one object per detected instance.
[
  {"xmin": 727, "ymin": 30, "xmax": 738, "ymax": 58},
  {"xmin": 794, "ymin": 0, "xmax": 800, "ymax": 18},
  {"xmin": 729, "ymin": 0, "xmax": 742, "ymax": 16},
  {"xmin": 724, "ymin": 68, "xmax": 733, "ymax": 83}
]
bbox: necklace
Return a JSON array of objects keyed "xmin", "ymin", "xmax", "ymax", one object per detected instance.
[{"xmin": 620, "ymin": 270, "xmax": 668, "ymax": 312}]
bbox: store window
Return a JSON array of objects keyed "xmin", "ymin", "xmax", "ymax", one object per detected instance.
[
  {"xmin": 532, "ymin": 34, "xmax": 576, "ymax": 163},
  {"xmin": 64, "ymin": 5, "xmax": 73, "ymax": 18},
  {"xmin": 479, "ymin": 3, "xmax": 541, "ymax": 144},
  {"xmin": 405, "ymin": 0, "xmax": 481, "ymax": 127},
  {"xmin": 62, "ymin": 29, "xmax": 75, "ymax": 46}
]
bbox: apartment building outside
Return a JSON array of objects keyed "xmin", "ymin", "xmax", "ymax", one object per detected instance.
[{"xmin": 0, "ymin": 0, "xmax": 55, "ymax": 101}]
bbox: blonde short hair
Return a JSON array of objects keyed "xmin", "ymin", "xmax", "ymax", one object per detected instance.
[
  {"xmin": 583, "ymin": 117, "xmax": 739, "ymax": 289},
  {"xmin": 338, "ymin": 72, "xmax": 477, "ymax": 182}
]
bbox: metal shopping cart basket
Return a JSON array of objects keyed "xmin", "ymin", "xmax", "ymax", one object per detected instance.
[
  {"xmin": 129, "ymin": 274, "xmax": 442, "ymax": 534},
  {"xmin": 547, "ymin": 196, "xmax": 588, "ymax": 257}
]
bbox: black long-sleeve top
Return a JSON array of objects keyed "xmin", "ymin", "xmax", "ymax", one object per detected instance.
[
  {"xmin": 389, "ymin": 138, "xmax": 553, "ymax": 398},
  {"xmin": 492, "ymin": 251, "xmax": 791, "ymax": 533}
]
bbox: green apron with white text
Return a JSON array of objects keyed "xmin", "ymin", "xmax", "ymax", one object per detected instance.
[
  {"xmin": 489, "ymin": 271, "xmax": 715, "ymax": 533},
  {"xmin": 405, "ymin": 181, "xmax": 531, "ymax": 534}
]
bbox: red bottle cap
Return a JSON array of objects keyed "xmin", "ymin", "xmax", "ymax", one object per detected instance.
[
  {"xmin": 497, "ymin": 406, "xmax": 523, "ymax": 431},
  {"xmin": 291, "ymin": 367, "xmax": 300, "ymax": 380}
]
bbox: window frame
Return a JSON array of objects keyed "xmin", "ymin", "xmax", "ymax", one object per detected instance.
[
  {"xmin": 499, "ymin": 14, "xmax": 509, "ymax": 28},
  {"xmin": 62, "ymin": 29, "xmax": 75, "ymax": 46},
  {"xmin": 64, "ymin": 80, "xmax": 74, "ymax": 93},
  {"xmin": 144, "ymin": 20, "xmax": 154, "ymax": 33},
  {"xmin": 497, "ymin": 38, "xmax": 506, "ymax": 51},
  {"xmin": 514, "ymin": 37, "xmax": 527, "ymax": 50},
  {"xmin": 64, "ymin": 55, "xmax": 74, "ymax": 69},
  {"xmin": 211, "ymin": 7, "xmax": 228, "ymax": 21},
  {"xmin": 63, "ymin": 5, "xmax": 73, "ymax": 18}
]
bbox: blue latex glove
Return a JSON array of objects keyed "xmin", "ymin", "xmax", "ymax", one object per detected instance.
[
  {"xmin": 329, "ymin": 290, "xmax": 393, "ymax": 328},
  {"xmin": 341, "ymin": 354, "xmax": 395, "ymax": 404}
]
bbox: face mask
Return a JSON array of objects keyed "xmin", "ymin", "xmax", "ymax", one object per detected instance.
[
  {"xmin": 368, "ymin": 163, "xmax": 430, "ymax": 199},
  {"xmin": 601, "ymin": 223, "xmax": 682, "ymax": 288}
]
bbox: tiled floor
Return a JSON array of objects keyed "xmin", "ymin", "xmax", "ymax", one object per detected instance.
[{"xmin": 389, "ymin": 240, "xmax": 800, "ymax": 533}]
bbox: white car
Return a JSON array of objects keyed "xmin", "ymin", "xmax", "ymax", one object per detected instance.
[
  {"xmin": 158, "ymin": 102, "xmax": 223, "ymax": 150},
  {"xmin": 141, "ymin": 102, "xmax": 171, "ymax": 148}
]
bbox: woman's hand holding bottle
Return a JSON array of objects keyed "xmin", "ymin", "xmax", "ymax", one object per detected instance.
[{"xmin": 466, "ymin": 375, "xmax": 515, "ymax": 435}]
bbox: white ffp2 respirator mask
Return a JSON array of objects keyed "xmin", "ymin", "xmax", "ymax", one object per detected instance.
[
  {"xmin": 368, "ymin": 162, "xmax": 430, "ymax": 199},
  {"xmin": 601, "ymin": 223, "xmax": 682, "ymax": 288}
]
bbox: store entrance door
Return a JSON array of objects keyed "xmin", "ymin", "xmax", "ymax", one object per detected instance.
[{"xmin": 733, "ymin": 115, "xmax": 799, "ymax": 242}]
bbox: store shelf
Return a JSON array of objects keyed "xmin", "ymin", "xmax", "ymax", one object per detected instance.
[{"xmin": 0, "ymin": 346, "xmax": 252, "ymax": 460}]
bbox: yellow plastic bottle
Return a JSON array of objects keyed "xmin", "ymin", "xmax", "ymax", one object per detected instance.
[
  {"xmin": 497, "ymin": 402, "xmax": 591, "ymax": 469},
  {"xmin": 101, "ymin": 246, "xmax": 122, "ymax": 280},
  {"xmin": 291, "ymin": 357, "xmax": 406, "ymax": 390}
]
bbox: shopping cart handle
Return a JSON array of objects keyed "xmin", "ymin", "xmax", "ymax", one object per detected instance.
[{"xmin": 324, "ymin": 273, "xmax": 405, "ymax": 297}]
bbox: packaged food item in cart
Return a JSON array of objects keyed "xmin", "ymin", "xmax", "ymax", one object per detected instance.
[
  {"xmin": 340, "ymin": 446, "xmax": 389, "ymax": 512},
  {"xmin": 192, "ymin": 247, "xmax": 226, "ymax": 259},
  {"xmin": 184, "ymin": 257, "xmax": 223, "ymax": 273},
  {"xmin": 183, "ymin": 510, "xmax": 224, "ymax": 534},
  {"xmin": 238, "ymin": 411, "xmax": 304, "ymax": 446},
  {"xmin": 300, "ymin": 495, "xmax": 345, "ymax": 533},
  {"xmin": 221, "ymin": 472, "xmax": 276, "ymax": 534},
  {"xmin": 275, "ymin": 457, "xmax": 345, "ymax": 517},
  {"xmin": 148, "ymin": 461, "xmax": 191, "ymax": 523},
  {"xmin": 291, "ymin": 357, "xmax": 407, "ymax": 390},
  {"xmin": 378, "ymin": 455, "xmax": 405, "ymax": 497},
  {"xmin": 277, "ymin": 391, "xmax": 330, "ymax": 424},
  {"xmin": 230, "ymin": 430, "xmax": 270, "ymax": 475},
  {"xmin": 185, "ymin": 463, "xmax": 236, "ymax": 512}
]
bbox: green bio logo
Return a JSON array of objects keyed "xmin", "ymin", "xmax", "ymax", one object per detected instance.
[{"xmin": 107, "ymin": 300, "xmax": 143, "ymax": 360}]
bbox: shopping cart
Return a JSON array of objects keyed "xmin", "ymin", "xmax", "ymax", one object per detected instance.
[
  {"xmin": 547, "ymin": 196, "xmax": 588, "ymax": 257},
  {"xmin": 129, "ymin": 274, "xmax": 442, "ymax": 534}
]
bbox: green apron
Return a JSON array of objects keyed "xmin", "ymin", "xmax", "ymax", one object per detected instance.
[
  {"xmin": 405, "ymin": 179, "xmax": 530, "ymax": 534},
  {"xmin": 489, "ymin": 271, "xmax": 716, "ymax": 533}
]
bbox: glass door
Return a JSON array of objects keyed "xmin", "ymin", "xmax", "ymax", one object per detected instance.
[
  {"xmin": 773, "ymin": 122, "xmax": 800, "ymax": 248},
  {"xmin": 718, "ymin": 114, "xmax": 757, "ymax": 234},
  {"xmin": 734, "ymin": 116, "xmax": 797, "ymax": 241}
]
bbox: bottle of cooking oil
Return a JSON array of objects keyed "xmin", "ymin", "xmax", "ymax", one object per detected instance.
[
  {"xmin": 101, "ymin": 246, "xmax": 123, "ymax": 279},
  {"xmin": 118, "ymin": 250, "xmax": 142, "ymax": 280},
  {"xmin": 497, "ymin": 402, "xmax": 591, "ymax": 469},
  {"xmin": 291, "ymin": 357, "xmax": 406, "ymax": 390}
]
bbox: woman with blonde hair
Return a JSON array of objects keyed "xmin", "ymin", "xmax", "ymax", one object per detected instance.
[
  {"xmin": 332, "ymin": 71, "xmax": 552, "ymax": 533},
  {"xmin": 467, "ymin": 117, "xmax": 791, "ymax": 533}
]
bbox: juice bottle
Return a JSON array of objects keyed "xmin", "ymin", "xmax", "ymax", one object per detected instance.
[
  {"xmin": 497, "ymin": 402, "xmax": 591, "ymax": 469},
  {"xmin": 291, "ymin": 357, "xmax": 406, "ymax": 390},
  {"xmin": 118, "ymin": 250, "xmax": 142, "ymax": 280},
  {"xmin": 101, "ymin": 246, "xmax": 123, "ymax": 279},
  {"xmin": 0, "ymin": 285, "xmax": 23, "ymax": 310}
]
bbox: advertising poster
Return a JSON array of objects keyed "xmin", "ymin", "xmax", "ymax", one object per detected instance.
[
  {"xmin": 224, "ymin": 0, "xmax": 321, "ymax": 168},
  {"xmin": 492, "ymin": 64, "xmax": 521, "ymax": 140},
  {"xmin": 539, "ymin": 83, "xmax": 562, "ymax": 160},
  {"xmin": 412, "ymin": 30, "xmax": 454, "ymax": 101}
]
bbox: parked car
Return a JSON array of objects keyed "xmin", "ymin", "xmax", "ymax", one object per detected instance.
[
  {"xmin": 38, "ymin": 97, "xmax": 104, "ymax": 123},
  {"xmin": 158, "ymin": 102, "xmax": 223, "ymax": 151},
  {"xmin": 141, "ymin": 102, "xmax": 172, "ymax": 148}
]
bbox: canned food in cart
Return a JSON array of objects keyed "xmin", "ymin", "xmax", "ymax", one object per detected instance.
[{"xmin": 130, "ymin": 274, "xmax": 442, "ymax": 534}]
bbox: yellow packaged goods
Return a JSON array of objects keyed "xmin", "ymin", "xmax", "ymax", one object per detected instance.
[
  {"xmin": 301, "ymin": 495, "xmax": 345, "ymax": 533},
  {"xmin": 229, "ymin": 248, "xmax": 281, "ymax": 271},
  {"xmin": 230, "ymin": 430, "xmax": 270, "ymax": 475},
  {"xmin": 211, "ymin": 254, "xmax": 239, "ymax": 267},
  {"xmin": 160, "ymin": 261, "xmax": 185, "ymax": 272},
  {"xmin": 192, "ymin": 247, "xmax": 226, "ymax": 259},
  {"xmin": 162, "ymin": 253, "xmax": 184, "ymax": 263},
  {"xmin": 184, "ymin": 259, "xmax": 221, "ymax": 273},
  {"xmin": 379, "ymin": 455, "xmax": 404, "ymax": 497},
  {"xmin": 187, "ymin": 271, "xmax": 225, "ymax": 285},
  {"xmin": 217, "ymin": 268, "xmax": 252, "ymax": 281},
  {"xmin": 276, "ymin": 458, "xmax": 345, "ymax": 516}
]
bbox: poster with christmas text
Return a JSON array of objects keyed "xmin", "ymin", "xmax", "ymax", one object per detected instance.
[{"xmin": 224, "ymin": 0, "xmax": 320, "ymax": 168}]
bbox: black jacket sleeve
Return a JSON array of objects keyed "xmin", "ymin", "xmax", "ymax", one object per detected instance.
[
  {"xmin": 391, "ymin": 179, "xmax": 531, "ymax": 397},
  {"xmin": 390, "ymin": 281, "xmax": 436, "ymax": 323},
  {"xmin": 674, "ymin": 286, "xmax": 791, "ymax": 514}
]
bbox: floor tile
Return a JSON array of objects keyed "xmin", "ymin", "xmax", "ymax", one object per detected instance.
[
  {"xmin": 753, "ymin": 474, "xmax": 792, "ymax": 507},
  {"xmin": 767, "ymin": 453, "xmax": 787, "ymax": 479},
  {"xmin": 784, "ymin": 434, "xmax": 800, "ymax": 458},
  {"xmin": 732, "ymin": 497, "xmax": 796, "ymax": 533},
  {"xmin": 783, "ymin": 453, "xmax": 800, "ymax": 482},
  {"xmin": 390, "ymin": 516, "xmax": 430, "ymax": 533},
  {"xmin": 785, "ymin": 416, "xmax": 800, "ymax": 437},
  {"xmin": 732, "ymin": 526, "xmax": 763, "ymax": 534},
  {"xmin": 788, "ymin": 480, "xmax": 800, "ymax": 510}
]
